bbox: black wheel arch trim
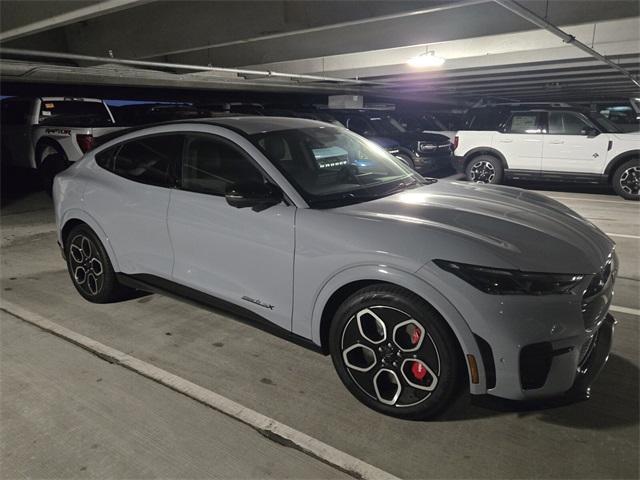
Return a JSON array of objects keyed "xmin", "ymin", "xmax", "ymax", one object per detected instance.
[
  {"xmin": 604, "ymin": 150, "xmax": 640, "ymax": 177},
  {"xmin": 35, "ymin": 137, "xmax": 67, "ymax": 166},
  {"xmin": 463, "ymin": 147, "xmax": 509, "ymax": 170}
]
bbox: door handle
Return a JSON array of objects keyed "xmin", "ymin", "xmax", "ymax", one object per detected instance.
[
  {"xmin": 549, "ymin": 140, "xmax": 564, "ymax": 144},
  {"xmin": 498, "ymin": 139, "xmax": 513, "ymax": 143}
]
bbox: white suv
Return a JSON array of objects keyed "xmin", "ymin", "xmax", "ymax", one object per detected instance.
[{"xmin": 453, "ymin": 107, "xmax": 640, "ymax": 200}]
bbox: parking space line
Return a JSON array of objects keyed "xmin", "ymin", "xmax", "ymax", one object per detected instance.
[
  {"xmin": 0, "ymin": 300, "xmax": 399, "ymax": 480},
  {"xmin": 610, "ymin": 305, "xmax": 640, "ymax": 317},
  {"xmin": 545, "ymin": 196, "xmax": 634, "ymax": 205},
  {"xmin": 605, "ymin": 233, "xmax": 640, "ymax": 240}
]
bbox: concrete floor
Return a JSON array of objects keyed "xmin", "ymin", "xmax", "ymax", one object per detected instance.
[{"xmin": 1, "ymin": 176, "xmax": 639, "ymax": 479}]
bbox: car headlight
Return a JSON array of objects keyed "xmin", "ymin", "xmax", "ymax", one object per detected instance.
[
  {"xmin": 417, "ymin": 141, "xmax": 437, "ymax": 152},
  {"xmin": 434, "ymin": 260, "xmax": 584, "ymax": 295}
]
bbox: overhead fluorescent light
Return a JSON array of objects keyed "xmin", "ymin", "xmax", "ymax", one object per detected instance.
[{"xmin": 407, "ymin": 51, "xmax": 445, "ymax": 68}]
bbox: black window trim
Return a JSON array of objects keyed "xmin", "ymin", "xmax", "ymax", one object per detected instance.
[{"xmin": 94, "ymin": 132, "xmax": 184, "ymax": 188}]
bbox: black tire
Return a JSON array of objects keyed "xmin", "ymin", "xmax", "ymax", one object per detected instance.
[
  {"xmin": 612, "ymin": 158, "xmax": 640, "ymax": 200},
  {"xmin": 329, "ymin": 284, "xmax": 463, "ymax": 419},
  {"xmin": 36, "ymin": 141, "xmax": 69, "ymax": 195},
  {"xmin": 64, "ymin": 224, "xmax": 133, "ymax": 303},
  {"xmin": 465, "ymin": 154, "xmax": 503, "ymax": 184},
  {"xmin": 395, "ymin": 153, "xmax": 415, "ymax": 170}
]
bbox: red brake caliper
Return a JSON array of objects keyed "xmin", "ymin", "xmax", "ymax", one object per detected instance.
[
  {"xmin": 410, "ymin": 326, "xmax": 426, "ymax": 380},
  {"xmin": 411, "ymin": 326, "xmax": 421, "ymax": 345},
  {"xmin": 411, "ymin": 361, "xmax": 427, "ymax": 381}
]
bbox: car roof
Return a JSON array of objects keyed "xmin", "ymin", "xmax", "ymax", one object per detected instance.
[{"xmin": 95, "ymin": 115, "xmax": 331, "ymax": 146}]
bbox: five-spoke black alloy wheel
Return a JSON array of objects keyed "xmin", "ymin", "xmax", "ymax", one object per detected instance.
[
  {"xmin": 65, "ymin": 224, "xmax": 132, "ymax": 303},
  {"xmin": 330, "ymin": 284, "xmax": 462, "ymax": 419}
]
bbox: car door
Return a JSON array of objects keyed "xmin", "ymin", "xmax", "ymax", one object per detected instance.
[
  {"xmin": 542, "ymin": 111, "xmax": 610, "ymax": 174},
  {"xmin": 167, "ymin": 132, "xmax": 295, "ymax": 330},
  {"xmin": 492, "ymin": 111, "xmax": 544, "ymax": 171},
  {"xmin": 85, "ymin": 133, "xmax": 181, "ymax": 278}
]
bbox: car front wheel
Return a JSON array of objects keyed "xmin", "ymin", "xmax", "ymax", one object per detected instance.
[
  {"xmin": 465, "ymin": 154, "xmax": 503, "ymax": 184},
  {"xmin": 329, "ymin": 284, "xmax": 462, "ymax": 419},
  {"xmin": 612, "ymin": 159, "xmax": 640, "ymax": 200}
]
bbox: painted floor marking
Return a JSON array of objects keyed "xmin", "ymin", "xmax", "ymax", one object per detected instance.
[
  {"xmin": 610, "ymin": 305, "xmax": 640, "ymax": 317},
  {"xmin": 0, "ymin": 300, "xmax": 400, "ymax": 480},
  {"xmin": 604, "ymin": 233, "xmax": 640, "ymax": 240}
]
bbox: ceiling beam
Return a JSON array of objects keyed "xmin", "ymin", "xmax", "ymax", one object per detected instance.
[{"xmin": 0, "ymin": 0, "xmax": 152, "ymax": 42}]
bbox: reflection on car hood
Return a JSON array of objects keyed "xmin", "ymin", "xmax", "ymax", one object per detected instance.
[{"xmin": 334, "ymin": 181, "xmax": 614, "ymax": 273}]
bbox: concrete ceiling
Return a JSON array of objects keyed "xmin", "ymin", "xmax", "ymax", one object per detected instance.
[{"xmin": 1, "ymin": 0, "xmax": 639, "ymax": 104}]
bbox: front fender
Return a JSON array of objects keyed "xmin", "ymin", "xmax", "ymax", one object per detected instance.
[{"xmin": 310, "ymin": 264, "xmax": 487, "ymax": 394}]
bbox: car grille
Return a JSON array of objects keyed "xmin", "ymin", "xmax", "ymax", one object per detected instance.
[{"xmin": 581, "ymin": 253, "xmax": 616, "ymax": 331}]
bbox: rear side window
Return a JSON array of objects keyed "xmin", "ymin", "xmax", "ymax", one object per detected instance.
[
  {"xmin": 181, "ymin": 134, "xmax": 264, "ymax": 196},
  {"xmin": 505, "ymin": 112, "xmax": 542, "ymax": 134},
  {"xmin": 38, "ymin": 101, "xmax": 113, "ymax": 126},
  {"xmin": 465, "ymin": 108, "xmax": 510, "ymax": 131},
  {"xmin": 102, "ymin": 134, "xmax": 183, "ymax": 187}
]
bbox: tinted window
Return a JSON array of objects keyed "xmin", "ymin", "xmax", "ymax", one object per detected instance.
[
  {"xmin": 346, "ymin": 116, "xmax": 370, "ymax": 135},
  {"xmin": 95, "ymin": 145, "xmax": 118, "ymax": 171},
  {"xmin": 548, "ymin": 112, "xmax": 593, "ymax": 135},
  {"xmin": 38, "ymin": 101, "xmax": 113, "ymax": 126},
  {"xmin": 181, "ymin": 134, "xmax": 264, "ymax": 196},
  {"xmin": 506, "ymin": 112, "xmax": 541, "ymax": 134},
  {"xmin": 111, "ymin": 135, "xmax": 182, "ymax": 187},
  {"xmin": 1, "ymin": 99, "xmax": 32, "ymax": 125}
]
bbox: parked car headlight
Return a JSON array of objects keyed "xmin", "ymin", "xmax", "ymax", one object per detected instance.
[
  {"xmin": 434, "ymin": 260, "xmax": 584, "ymax": 295},
  {"xmin": 417, "ymin": 141, "xmax": 437, "ymax": 152}
]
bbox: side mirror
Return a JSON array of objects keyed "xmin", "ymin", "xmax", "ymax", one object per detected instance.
[
  {"xmin": 225, "ymin": 181, "xmax": 282, "ymax": 210},
  {"xmin": 582, "ymin": 127, "xmax": 600, "ymax": 138}
]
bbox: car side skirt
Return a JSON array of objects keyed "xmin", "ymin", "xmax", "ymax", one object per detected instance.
[
  {"xmin": 505, "ymin": 169, "xmax": 608, "ymax": 184},
  {"xmin": 116, "ymin": 273, "xmax": 324, "ymax": 354}
]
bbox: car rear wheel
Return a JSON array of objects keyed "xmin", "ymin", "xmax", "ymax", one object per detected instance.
[
  {"xmin": 612, "ymin": 159, "xmax": 640, "ymax": 200},
  {"xmin": 329, "ymin": 284, "xmax": 462, "ymax": 419},
  {"xmin": 465, "ymin": 154, "xmax": 503, "ymax": 184},
  {"xmin": 65, "ymin": 224, "xmax": 133, "ymax": 303}
]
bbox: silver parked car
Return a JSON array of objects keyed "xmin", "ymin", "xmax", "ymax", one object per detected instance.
[{"xmin": 54, "ymin": 117, "xmax": 616, "ymax": 418}]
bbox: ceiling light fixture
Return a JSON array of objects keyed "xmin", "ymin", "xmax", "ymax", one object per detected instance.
[{"xmin": 407, "ymin": 48, "xmax": 445, "ymax": 68}]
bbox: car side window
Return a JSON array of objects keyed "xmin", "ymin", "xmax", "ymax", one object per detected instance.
[
  {"xmin": 505, "ymin": 112, "xmax": 542, "ymax": 134},
  {"xmin": 548, "ymin": 112, "xmax": 594, "ymax": 135},
  {"xmin": 108, "ymin": 134, "xmax": 182, "ymax": 187},
  {"xmin": 346, "ymin": 116, "xmax": 369, "ymax": 135},
  {"xmin": 181, "ymin": 134, "xmax": 264, "ymax": 196}
]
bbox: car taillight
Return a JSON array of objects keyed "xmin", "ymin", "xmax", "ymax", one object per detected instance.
[
  {"xmin": 76, "ymin": 134, "xmax": 95, "ymax": 153},
  {"xmin": 452, "ymin": 135, "xmax": 459, "ymax": 151}
]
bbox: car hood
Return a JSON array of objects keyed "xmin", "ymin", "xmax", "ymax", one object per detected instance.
[
  {"xmin": 611, "ymin": 131, "xmax": 640, "ymax": 141},
  {"xmin": 333, "ymin": 181, "xmax": 614, "ymax": 274}
]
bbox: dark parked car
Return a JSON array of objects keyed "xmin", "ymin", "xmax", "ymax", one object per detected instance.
[
  {"xmin": 111, "ymin": 104, "xmax": 210, "ymax": 126},
  {"xmin": 326, "ymin": 109, "xmax": 452, "ymax": 174}
]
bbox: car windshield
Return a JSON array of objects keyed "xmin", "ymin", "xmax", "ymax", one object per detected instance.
[
  {"xmin": 251, "ymin": 125, "xmax": 427, "ymax": 208},
  {"xmin": 585, "ymin": 111, "xmax": 623, "ymax": 133},
  {"xmin": 367, "ymin": 115, "xmax": 406, "ymax": 136}
]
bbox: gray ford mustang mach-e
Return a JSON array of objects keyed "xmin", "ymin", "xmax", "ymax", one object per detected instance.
[{"xmin": 54, "ymin": 117, "xmax": 616, "ymax": 419}]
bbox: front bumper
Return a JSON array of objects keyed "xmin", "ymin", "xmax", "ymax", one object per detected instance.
[
  {"xmin": 451, "ymin": 155, "xmax": 465, "ymax": 173},
  {"xmin": 417, "ymin": 259, "xmax": 616, "ymax": 401},
  {"xmin": 413, "ymin": 151, "xmax": 453, "ymax": 174}
]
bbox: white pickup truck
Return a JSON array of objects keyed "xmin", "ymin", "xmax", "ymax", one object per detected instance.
[
  {"xmin": 1, "ymin": 97, "xmax": 122, "ymax": 191},
  {"xmin": 452, "ymin": 106, "xmax": 640, "ymax": 200}
]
